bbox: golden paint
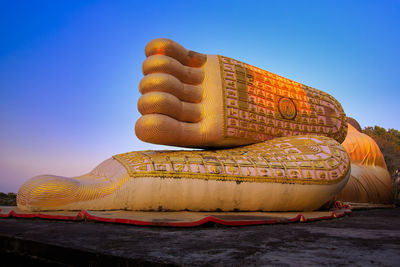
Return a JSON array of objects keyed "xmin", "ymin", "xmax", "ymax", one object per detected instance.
[
  {"xmin": 113, "ymin": 135, "xmax": 350, "ymax": 186},
  {"xmin": 17, "ymin": 172, "xmax": 130, "ymax": 208},
  {"xmin": 220, "ymin": 54, "xmax": 347, "ymax": 144}
]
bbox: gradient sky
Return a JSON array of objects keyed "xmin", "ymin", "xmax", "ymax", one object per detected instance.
[{"xmin": 1, "ymin": 0, "xmax": 399, "ymax": 193}]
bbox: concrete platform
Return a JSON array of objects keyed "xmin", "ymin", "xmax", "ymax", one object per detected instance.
[{"xmin": 1, "ymin": 208, "xmax": 399, "ymax": 266}]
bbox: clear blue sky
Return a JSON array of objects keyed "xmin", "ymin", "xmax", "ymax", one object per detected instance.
[{"xmin": 1, "ymin": 0, "xmax": 399, "ymax": 193}]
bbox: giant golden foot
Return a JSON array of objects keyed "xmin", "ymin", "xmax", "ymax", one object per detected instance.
[
  {"xmin": 136, "ymin": 38, "xmax": 347, "ymax": 148},
  {"xmin": 17, "ymin": 38, "xmax": 351, "ymax": 212},
  {"xmin": 17, "ymin": 135, "xmax": 350, "ymax": 211}
]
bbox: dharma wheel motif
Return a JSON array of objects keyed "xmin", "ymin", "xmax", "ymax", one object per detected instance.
[{"xmin": 278, "ymin": 97, "xmax": 297, "ymax": 120}]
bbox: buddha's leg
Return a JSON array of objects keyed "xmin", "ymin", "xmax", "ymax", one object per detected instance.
[
  {"xmin": 336, "ymin": 121, "xmax": 393, "ymax": 204},
  {"xmin": 136, "ymin": 38, "xmax": 348, "ymax": 148},
  {"xmin": 18, "ymin": 135, "xmax": 350, "ymax": 211}
]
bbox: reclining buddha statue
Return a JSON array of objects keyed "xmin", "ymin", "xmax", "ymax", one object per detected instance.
[{"xmin": 18, "ymin": 38, "xmax": 357, "ymax": 211}]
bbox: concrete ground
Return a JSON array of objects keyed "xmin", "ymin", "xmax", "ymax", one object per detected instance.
[{"xmin": 0, "ymin": 208, "xmax": 399, "ymax": 266}]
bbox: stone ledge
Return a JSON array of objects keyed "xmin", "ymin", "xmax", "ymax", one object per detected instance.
[{"xmin": 0, "ymin": 208, "xmax": 399, "ymax": 266}]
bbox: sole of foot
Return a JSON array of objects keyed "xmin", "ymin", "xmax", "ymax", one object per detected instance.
[{"xmin": 136, "ymin": 38, "xmax": 348, "ymax": 148}]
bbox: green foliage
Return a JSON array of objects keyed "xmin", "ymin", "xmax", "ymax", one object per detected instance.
[
  {"xmin": 363, "ymin": 126, "xmax": 400, "ymax": 175},
  {"xmin": 0, "ymin": 192, "xmax": 17, "ymax": 206}
]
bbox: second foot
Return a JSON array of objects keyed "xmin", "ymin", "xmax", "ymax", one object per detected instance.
[{"xmin": 18, "ymin": 135, "xmax": 350, "ymax": 212}]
